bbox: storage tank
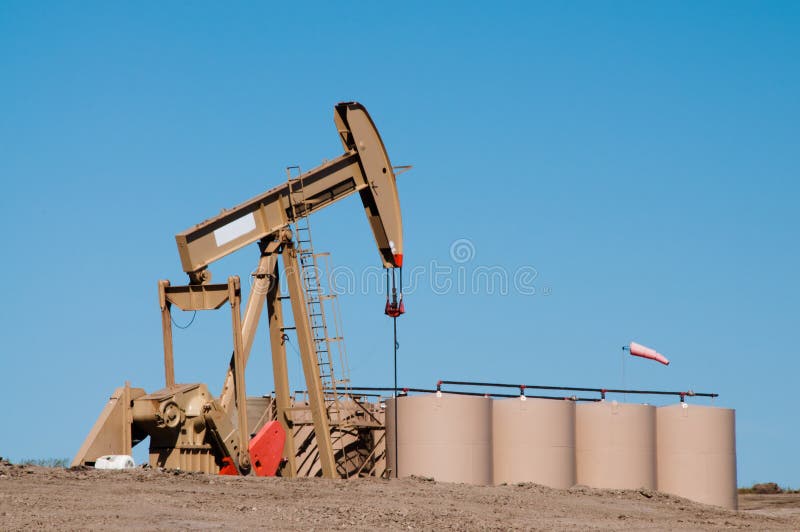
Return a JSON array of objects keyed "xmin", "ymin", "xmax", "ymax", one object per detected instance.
[
  {"xmin": 492, "ymin": 397, "xmax": 576, "ymax": 488},
  {"xmin": 385, "ymin": 393, "xmax": 492, "ymax": 484},
  {"xmin": 657, "ymin": 403, "xmax": 737, "ymax": 509},
  {"xmin": 576, "ymin": 401, "xmax": 656, "ymax": 490}
]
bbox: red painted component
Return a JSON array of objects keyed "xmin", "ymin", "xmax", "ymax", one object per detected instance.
[
  {"xmin": 629, "ymin": 341, "xmax": 670, "ymax": 366},
  {"xmin": 219, "ymin": 456, "xmax": 238, "ymax": 476},
  {"xmin": 249, "ymin": 421, "xmax": 285, "ymax": 477},
  {"xmin": 218, "ymin": 420, "xmax": 286, "ymax": 477},
  {"xmin": 393, "ymin": 253, "xmax": 403, "ymax": 267},
  {"xmin": 384, "ymin": 299, "xmax": 405, "ymax": 317}
]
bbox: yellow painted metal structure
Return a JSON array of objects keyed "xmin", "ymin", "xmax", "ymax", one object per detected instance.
[{"xmin": 73, "ymin": 102, "xmax": 404, "ymax": 479}]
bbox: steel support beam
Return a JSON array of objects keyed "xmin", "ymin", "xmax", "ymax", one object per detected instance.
[
  {"xmin": 266, "ymin": 260, "xmax": 297, "ymax": 477},
  {"xmin": 158, "ymin": 281, "xmax": 175, "ymax": 388},
  {"xmin": 282, "ymin": 242, "xmax": 336, "ymax": 478},
  {"xmin": 219, "ymin": 250, "xmax": 279, "ymax": 414},
  {"xmin": 227, "ymin": 276, "xmax": 251, "ymax": 474}
]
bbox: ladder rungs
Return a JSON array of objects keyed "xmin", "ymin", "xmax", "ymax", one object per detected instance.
[{"xmin": 288, "ymin": 209, "xmax": 349, "ymax": 391}]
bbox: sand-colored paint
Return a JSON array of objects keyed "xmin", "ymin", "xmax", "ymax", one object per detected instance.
[
  {"xmin": 656, "ymin": 403, "xmax": 737, "ymax": 509},
  {"xmin": 492, "ymin": 397, "xmax": 576, "ymax": 488},
  {"xmin": 576, "ymin": 401, "xmax": 656, "ymax": 490},
  {"xmin": 386, "ymin": 394, "xmax": 492, "ymax": 485}
]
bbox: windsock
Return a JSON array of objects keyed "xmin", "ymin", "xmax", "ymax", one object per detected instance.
[{"xmin": 629, "ymin": 341, "xmax": 670, "ymax": 366}]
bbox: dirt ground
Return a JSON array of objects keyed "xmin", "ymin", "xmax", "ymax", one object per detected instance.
[{"xmin": 1, "ymin": 462, "xmax": 799, "ymax": 530}]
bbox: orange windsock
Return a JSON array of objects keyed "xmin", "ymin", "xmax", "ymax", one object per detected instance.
[{"xmin": 629, "ymin": 341, "xmax": 670, "ymax": 366}]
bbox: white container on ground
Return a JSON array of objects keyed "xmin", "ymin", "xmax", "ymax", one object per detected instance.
[{"xmin": 94, "ymin": 455, "xmax": 136, "ymax": 469}]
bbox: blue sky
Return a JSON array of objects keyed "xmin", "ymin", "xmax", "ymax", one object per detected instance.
[{"xmin": 1, "ymin": 1, "xmax": 798, "ymax": 486}]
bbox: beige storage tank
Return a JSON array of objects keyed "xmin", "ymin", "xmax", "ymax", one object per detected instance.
[
  {"xmin": 657, "ymin": 403, "xmax": 737, "ymax": 509},
  {"xmin": 386, "ymin": 393, "xmax": 492, "ymax": 484},
  {"xmin": 492, "ymin": 397, "xmax": 576, "ymax": 488},
  {"xmin": 576, "ymin": 401, "xmax": 656, "ymax": 490}
]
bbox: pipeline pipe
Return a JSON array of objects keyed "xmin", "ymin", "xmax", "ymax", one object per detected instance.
[
  {"xmin": 437, "ymin": 380, "xmax": 718, "ymax": 400},
  {"xmin": 321, "ymin": 386, "xmax": 600, "ymax": 402}
]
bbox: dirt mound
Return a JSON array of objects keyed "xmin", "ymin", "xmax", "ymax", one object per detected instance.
[
  {"xmin": 752, "ymin": 482, "xmax": 783, "ymax": 494},
  {"xmin": 1, "ymin": 464, "xmax": 799, "ymax": 530}
]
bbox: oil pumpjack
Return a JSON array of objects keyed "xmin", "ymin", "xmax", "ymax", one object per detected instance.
[{"xmin": 72, "ymin": 102, "xmax": 405, "ymax": 478}]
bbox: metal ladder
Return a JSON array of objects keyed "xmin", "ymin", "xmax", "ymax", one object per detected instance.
[{"xmin": 286, "ymin": 167, "xmax": 352, "ymax": 417}]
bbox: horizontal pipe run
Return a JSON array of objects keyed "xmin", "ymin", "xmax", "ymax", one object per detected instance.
[
  {"xmin": 320, "ymin": 386, "xmax": 600, "ymax": 402},
  {"xmin": 438, "ymin": 380, "xmax": 718, "ymax": 399}
]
